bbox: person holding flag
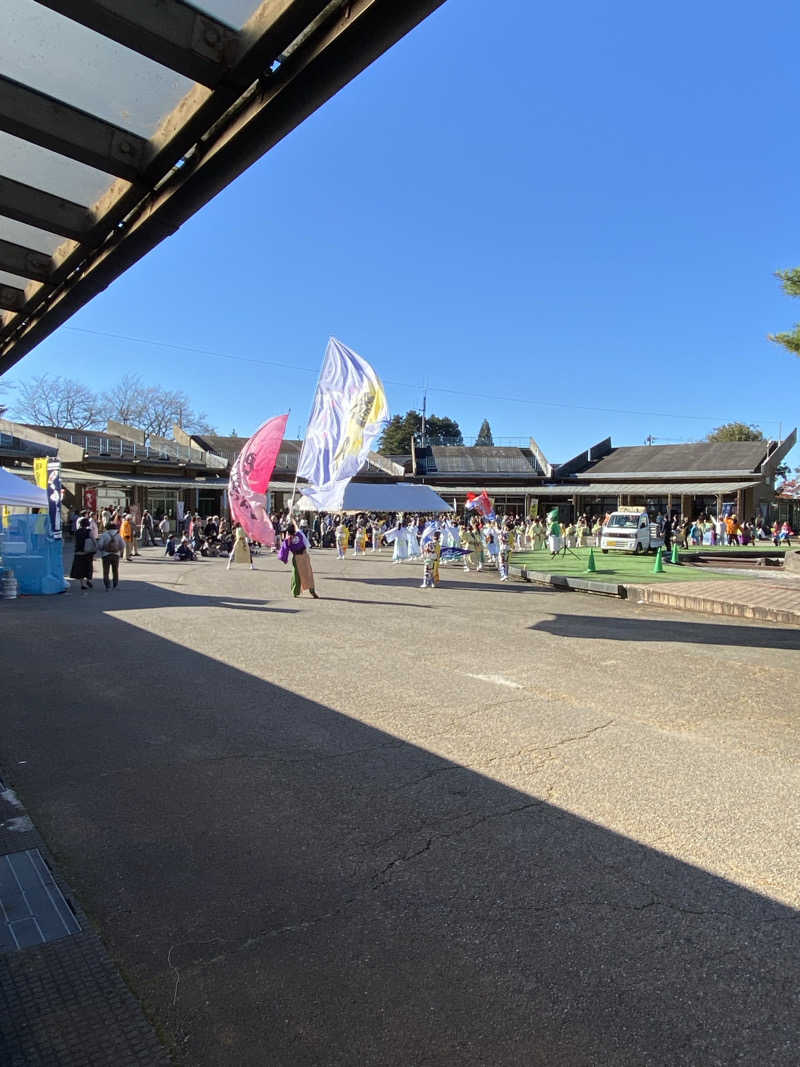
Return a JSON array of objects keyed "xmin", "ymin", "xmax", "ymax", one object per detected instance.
[{"xmin": 279, "ymin": 523, "xmax": 319, "ymax": 598}]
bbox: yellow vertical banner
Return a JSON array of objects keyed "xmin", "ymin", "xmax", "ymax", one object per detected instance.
[{"xmin": 33, "ymin": 457, "xmax": 48, "ymax": 488}]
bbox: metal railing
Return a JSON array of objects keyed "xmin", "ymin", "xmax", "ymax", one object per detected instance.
[{"xmin": 47, "ymin": 430, "xmax": 210, "ymax": 464}]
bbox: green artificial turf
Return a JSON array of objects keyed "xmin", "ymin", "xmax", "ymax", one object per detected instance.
[{"xmin": 510, "ymin": 548, "xmax": 755, "ymax": 584}]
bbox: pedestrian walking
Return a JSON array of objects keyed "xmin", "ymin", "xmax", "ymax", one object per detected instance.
[
  {"xmin": 98, "ymin": 522, "xmax": 124, "ymax": 590},
  {"xmin": 69, "ymin": 517, "xmax": 95, "ymax": 589}
]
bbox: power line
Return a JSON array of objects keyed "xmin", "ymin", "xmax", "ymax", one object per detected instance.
[{"xmin": 62, "ymin": 325, "xmax": 783, "ymax": 429}]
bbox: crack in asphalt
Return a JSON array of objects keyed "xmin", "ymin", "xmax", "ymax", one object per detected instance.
[{"xmin": 371, "ymin": 800, "xmax": 546, "ymax": 885}]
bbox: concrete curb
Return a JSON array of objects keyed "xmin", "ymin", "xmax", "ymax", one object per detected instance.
[
  {"xmin": 513, "ymin": 565, "xmax": 800, "ymax": 625},
  {"xmin": 626, "ymin": 585, "xmax": 800, "ymax": 625},
  {"xmin": 513, "ymin": 565, "xmax": 627, "ymax": 598}
]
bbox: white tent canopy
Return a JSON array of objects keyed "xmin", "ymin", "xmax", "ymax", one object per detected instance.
[
  {"xmin": 0, "ymin": 468, "xmax": 48, "ymax": 508},
  {"xmin": 296, "ymin": 482, "xmax": 453, "ymax": 514}
]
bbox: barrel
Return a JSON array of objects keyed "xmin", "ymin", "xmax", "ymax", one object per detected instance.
[{"xmin": 1, "ymin": 571, "xmax": 18, "ymax": 599}]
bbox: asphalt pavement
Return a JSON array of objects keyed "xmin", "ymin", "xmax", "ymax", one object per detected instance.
[{"xmin": 1, "ymin": 545, "xmax": 799, "ymax": 1065}]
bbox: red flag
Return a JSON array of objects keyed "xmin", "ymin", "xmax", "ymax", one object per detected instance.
[{"xmin": 466, "ymin": 490, "xmax": 494, "ymax": 518}]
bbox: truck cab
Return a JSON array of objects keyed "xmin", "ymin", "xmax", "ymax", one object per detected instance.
[{"xmin": 601, "ymin": 507, "xmax": 664, "ymax": 554}]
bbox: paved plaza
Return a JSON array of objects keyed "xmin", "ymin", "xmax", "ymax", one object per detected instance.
[{"xmin": 2, "ymin": 546, "xmax": 800, "ymax": 1065}]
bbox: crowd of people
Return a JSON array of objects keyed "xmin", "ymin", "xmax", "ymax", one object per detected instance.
[{"xmin": 67, "ymin": 503, "xmax": 796, "ymax": 595}]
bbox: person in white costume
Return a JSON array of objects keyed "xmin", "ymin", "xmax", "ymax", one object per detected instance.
[
  {"xmin": 406, "ymin": 519, "xmax": 422, "ymax": 560},
  {"xmin": 334, "ymin": 521, "xmax": 349, "ymax": 560},
  {"xmin": 385, "ymin": 516, "xmax": 409, "ymax": 564},
  {"xmin": 370, "ymin": 518, "xmax": 384, "ymax": 552}
]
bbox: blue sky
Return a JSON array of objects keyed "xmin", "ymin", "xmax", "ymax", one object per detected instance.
[{"xmin": 8, "ymin": 0, "xmax": 800, "ymax": 465}]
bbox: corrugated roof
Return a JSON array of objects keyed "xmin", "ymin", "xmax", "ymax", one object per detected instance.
[
  {"xmin": 582, "ymin": 441, "xmax": 768, "ymax": 476},
  {"xmin": 424, "ymin": 446, "xmax": 541, "ymax": 475},
  {"xmin": 530, "ymin": 480, "xmax": 761, "ymax": 497}
]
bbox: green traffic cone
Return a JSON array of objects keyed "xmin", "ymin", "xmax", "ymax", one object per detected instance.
[
  {"xmin": 652, "ymin": 547, "xmax": 664, "ymax": 574},
  {"xmin": 670, "ymin": 542, "xmax": 680, "ymax": 565},
  {"xmin": 585, "ymin": 549, "xmax": 597, "ymax": 573}
]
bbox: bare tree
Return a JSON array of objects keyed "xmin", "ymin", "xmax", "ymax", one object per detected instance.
[
  {"xmin": 13, "ymin": 375, "xmax": 103, "ymax": 429},
  {"xmin": 98, "ymin": 374, "xmax": 144, "ymax": 427},
  {"xmin": 99, "ymin": 376, "xmax": 214, "ymax": 439}
]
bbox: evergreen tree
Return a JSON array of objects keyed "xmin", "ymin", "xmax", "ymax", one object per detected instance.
[
  {"xmin": 705, "ymin": 422, "xmax": 764, "ymax": 443},
  {"xmin": 769, "ymin": 267, "xmax": 800, "ymax": 356},
  {"xmin": 426, "ymin": 416, "xmax": 463, "ymax": 446},
  {"xmin": 475, "ymin": 418, "xmax": 494, "ymax": 446},
  {"xmin": 378, "ymin": 410, "xmax": 463, "ymax": 453}
]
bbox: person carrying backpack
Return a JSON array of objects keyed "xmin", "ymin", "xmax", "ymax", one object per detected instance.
[{"xmin": 98, "ymin": 522, "xmax": 125, "ymax": 590}]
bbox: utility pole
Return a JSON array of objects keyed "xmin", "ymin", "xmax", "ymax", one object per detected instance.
[{"xmin": 421, "ymin": 391, "xmax": 427, "ymax": 447}]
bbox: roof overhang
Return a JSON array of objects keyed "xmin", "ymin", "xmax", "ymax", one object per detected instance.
[{"xmin": 0, "ymin": 0, "xmax": 445, "ymax": 374}]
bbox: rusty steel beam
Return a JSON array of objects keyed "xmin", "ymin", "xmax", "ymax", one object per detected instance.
[
  {"xmin": 0, "ymin": 0, "xmax": 446, "ymax": 373},
  {"xmin": 33, "ymin": 0, "xmax": 240, "ymax": 88}
]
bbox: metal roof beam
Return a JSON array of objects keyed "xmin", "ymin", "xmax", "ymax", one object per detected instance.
[
  {"xmin": 0, "ymin": 0, "xmax": 445, "ymax": 371},
  {"xmin": 0, "ymin": 76, "xmax": 149, "ymax": 181},
  {"xmin": 0, "ymin": 284, "xmax": 26, "ymax": 312},
  {"xmin": 33, "ymin": 0, "xmax": 240, "ymax": 88},
  {"xmin": 0, "ymin": 176, "xmax": 94, "ymax": 241},
  {"xmin": 0, "ymin": 239, "xmax": 54, "ymax": 283},
  {"xmin": 0, "ymin": 1, "xmax": 336, "ymax": 305}
]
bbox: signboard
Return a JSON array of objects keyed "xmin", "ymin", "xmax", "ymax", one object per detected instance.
[
  {"xmin": 33, "ymin": 457, "xmax": 48, "ymax": 489},
  {"xmin": 84, "ymin": 487, "xmax": 97, "ymax": 514},
  {"xmin": 47, "ymin": 460, "xmax": 62, "ymax": 539}
]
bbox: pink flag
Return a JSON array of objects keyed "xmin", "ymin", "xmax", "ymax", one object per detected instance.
[{"xmin": 228, "ymin": 414, "xmax": 288, "ymax": 547}]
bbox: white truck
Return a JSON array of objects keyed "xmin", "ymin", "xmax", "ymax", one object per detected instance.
[{"xmin": 600, "ymin": 507, "xmax": 664, "ymax": 555}]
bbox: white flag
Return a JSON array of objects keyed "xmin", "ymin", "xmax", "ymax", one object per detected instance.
[{"xmin": 297, "ymin": 338, "xmax": 389, "ymax": 510}]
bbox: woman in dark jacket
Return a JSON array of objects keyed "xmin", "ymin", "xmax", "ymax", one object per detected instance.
[{"xmin": 69, "ymin": 517, "xmax": 95, "ymax": 589}]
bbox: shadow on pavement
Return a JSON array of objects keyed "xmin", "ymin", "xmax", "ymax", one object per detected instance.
[
  {"xmin": 63, "ymin": 580, "xmax": 299, "ymax": 614},
  {"xmin": 1, "ymin": 585, "xmax": 798, "ymax": 1066},
  {"xmin": 326, "ymin": 574, "xmax": 553, "ymax": 595},
  {"xmin": 531, "ymin": 613, "xmax": 800, "ymax": 650}
]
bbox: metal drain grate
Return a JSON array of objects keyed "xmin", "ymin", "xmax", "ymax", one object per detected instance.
[{"xmin": 0, "ymin": 848, "xmax": 80, "ymax": 952}]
